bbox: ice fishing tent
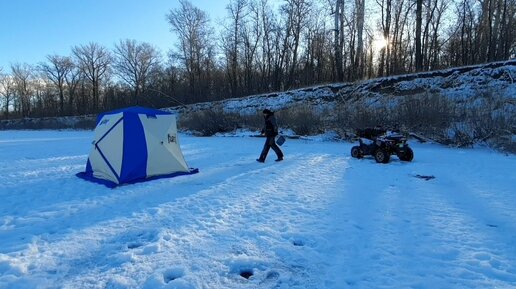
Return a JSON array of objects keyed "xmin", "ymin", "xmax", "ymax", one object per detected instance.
[{"xmin": 77, "ymin": 106, "xmax": 198, "ymax": 187}]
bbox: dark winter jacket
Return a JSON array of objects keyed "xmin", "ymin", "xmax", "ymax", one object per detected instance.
[{"xmin": 262, "ymin": 112, "xmax": 279, "ymax": 137}]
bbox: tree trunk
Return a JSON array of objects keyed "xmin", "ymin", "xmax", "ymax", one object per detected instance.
[
  {"xmin": 334, "ymin": 0, "xmax": 344, "ymax": 81},
  {"xmin": 415, "ymin": 0, "xmax": 423, "ymax": 71},
  {"xmin": 355, "ymin": 0, "xmax": 365, "ymax": 78}
]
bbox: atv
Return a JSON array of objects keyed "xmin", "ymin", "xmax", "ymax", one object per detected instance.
[{"xmin": 350, "ymin": 127, "xmax": 414, "ymax": 163}]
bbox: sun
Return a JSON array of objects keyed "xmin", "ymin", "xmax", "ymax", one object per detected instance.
[{"xmin": 373, "ymin": 36, "xmax": 388, "ymax": 51}]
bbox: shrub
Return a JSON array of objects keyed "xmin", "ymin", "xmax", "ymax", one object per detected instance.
[
  {"xmin": 334, "ymin": 92, "xmax": 457, "ymax": 140},
  {"xmin": 239, "ymin": 113, "xmax": 264, "ymax": 132},
  {"xmin": 279, "ymin": 105, "xmax": 325, "ymax": 136},
  {"xmin": 396, "ymin": 93, "xmax": 456, "ymax": 135},
  {"xmin": 178, "ymin": 108, "xmax": 241, "ymax": 136},
  {"xmin": 334, "ymin": 100, "xmax": 392, "ymax": 136}
]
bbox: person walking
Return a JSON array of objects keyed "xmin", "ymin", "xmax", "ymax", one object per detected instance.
[{"xmin": 257, "ymin": 109, "xmax": 284, "ymax": 162}]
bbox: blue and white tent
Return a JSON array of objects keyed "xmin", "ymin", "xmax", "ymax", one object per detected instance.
[{"xmin": 77, "ymin": 107, "xmax": 198, "ymax": 187}]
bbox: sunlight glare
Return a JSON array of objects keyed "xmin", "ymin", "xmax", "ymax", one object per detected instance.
[{"xmin": 373, "ymin": 36, "xmax": 388, "ymax": 51}]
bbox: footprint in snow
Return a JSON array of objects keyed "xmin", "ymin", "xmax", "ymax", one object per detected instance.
[
  {"xmin": 163, "ymin": 267, "xmax": 186, "ymax": 283},
  {"xmin": 292, "ymin": 239, "xmax": 305, "ymax": 247},
  {"xmin": 127, "ymin": 242, "xmax": 144, "ymax": 249},
  {"xmin": 259, "ymin": 271, "xmax": 280, "ymax": 285}
]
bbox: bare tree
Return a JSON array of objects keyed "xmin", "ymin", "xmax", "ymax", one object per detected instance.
[
  {"xmin": 65, "ymin": 64, "xmax": 82, "ymax": 115},
  {"xmin": 355, "ymin": 0, "xmax": 366, "ymax": 78},
  {"xmin": 39, "ymin": 55, "xmax": 74, "ymax": 116},
  {"xmin": 0, "ymin": 70, "xmax": 15, "ymax": 119},
  {"xmin": 256, "ymin": 0, "xmax": 279, "ymax": 91},
  {"xmin": 113, "ymin": 39, "xmax": 161, "ymax": 105},
  {"xmin": 282, "ymin": 0, "xmax": 312, "ymax": 88},
  {"xmin": 446, "ymin": 0, "xmax": 475, "ymax": 65},
  {"xmin": 499, "ymin": 0, "xmax": 516, "ymax": 60},
  {"xmin": 333, "ymin": 0, "xmax": 345, "ymax": 81},
  {"xmin": 427, "ymin": 0, "xmax": 448, "ymax": 69},
  {"xmin": 31, "ymin": 76, "xmax": 53, "ymax": 117},
  {"xmin": 167, "ymin": 0, "xmax": 215, "ymax": 102},
  {"xmin": 377, "ymin": 0, "xmax": 393, "ymax": 76},
  {"xmin": 241, "ymin": 0, "xmax": 263, "ymax": 95},
  {"xmin": 223, "ymin": 0, "xmax": 248, "ymax": 97},
  {"xmin": 421, "ymin": 0, "xmax": 438, "ymax": 70},
  {"xmin": 389, "ymin": 0, "xmax": 413, "ymax": 74},
  {"xmin": 445, "ymin": 0, "xmax": 514, "ymax": 66},
  {"xmin": 415, "ymin": 0, "xmax": 423, "ymax": 71},
  {"xmin": 299, "ymin": 2, "xmax": 331, "ymax": 84},
  {"xmin": 72, "ymin": 42, "xmax": 111, "ymax": 112},
  {"xmin": 11, "ymin": 63, "xmax": 34, "ymax": 117},
  {"xmin": 478, "ymin": 0, "xmax": 515, "ymax": 61}
]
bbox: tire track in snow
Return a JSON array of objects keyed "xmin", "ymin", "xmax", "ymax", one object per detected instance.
[
  {"xmin": 411, "ymin": 149, "xmax": 516, "ymax": 288},
  {"xmin": 321, "ymin": 159, "xmax": 409, "ymax": 288},
  {"xmin": 88, "ymin": 152, "xmax": 347, "ymax": 289},
  {"xmin": 414, "ymin": 175, "xmax": 516, "ymax": 288},
  {"xmin": 322, "ymin": 152, "xmax": 516, "ymax": 289},
  {"xmin": 0, "ymin": 152, "xmax": 283, "ymax": 257},
  {"xmin": 6, "ymin": 153, "xmax": 347, "ymax": 289}
]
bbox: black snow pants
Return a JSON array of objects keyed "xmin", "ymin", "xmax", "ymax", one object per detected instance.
[{"xmin": 259, "ymin": 135, "xmax": 283, "ymax": 161}]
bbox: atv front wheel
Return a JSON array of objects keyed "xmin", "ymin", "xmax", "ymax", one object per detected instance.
[
  {"xmin": 374, "ymin": 148, "xmax": 390, "ymax": 163},
  {"xmin": 398, "ymin": 147, "xmax": 414, "ymax": 162},
  {"xmin": 351, "ymin": 146, "xmax": 362, "ymax": 158}
]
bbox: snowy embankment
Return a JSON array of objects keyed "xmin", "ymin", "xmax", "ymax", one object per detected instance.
[
  {"xmin": 1, "ymin": 130, "xmax": 515, "ymax": 289},
  {"xmin": 170, "ymin": 60, "xmax": 516, "ymax": 115}
]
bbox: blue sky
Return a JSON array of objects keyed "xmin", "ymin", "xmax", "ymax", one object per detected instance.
[{"xmin": 0, "ymin": 0, "xmax": 228, "ymax": 69}]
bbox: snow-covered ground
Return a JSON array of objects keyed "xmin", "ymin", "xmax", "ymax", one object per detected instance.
[{"xmin": 0, "ymin": 130, "xmax": 515, "ymax": 289}]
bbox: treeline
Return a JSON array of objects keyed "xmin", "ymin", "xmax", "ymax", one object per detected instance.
[{"xmin": 0, "ymin": 0, "xmax": 514, "ymax": 119}]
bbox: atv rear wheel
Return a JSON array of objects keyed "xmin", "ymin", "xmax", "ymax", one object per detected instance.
[
  {"xmin": 374, "ymin": 148, "xmax": 390, "ymax": 163},
  {"xmin": 351, "ymin": 146, "xmax": 362, "ymax": 158},
  {"xmin": 398, "ymin": 147, "xmax": 414, "ymax": 161}
]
